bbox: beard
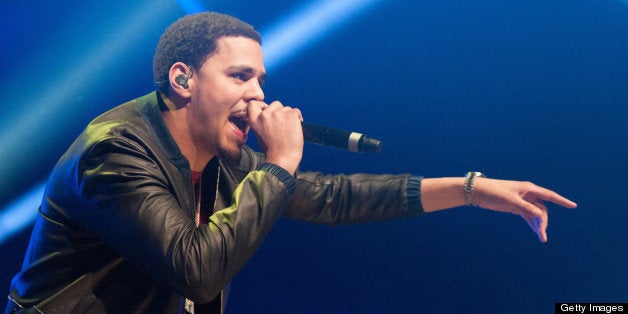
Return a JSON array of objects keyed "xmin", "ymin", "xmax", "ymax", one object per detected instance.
[{"xmin": 216, "ymin": 144, "xmax": 242, "ymax": 163}]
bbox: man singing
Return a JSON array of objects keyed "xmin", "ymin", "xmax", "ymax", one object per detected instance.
[{"xmin": 6, "ymin": 12, "xmax": 576, "ymax": 313}]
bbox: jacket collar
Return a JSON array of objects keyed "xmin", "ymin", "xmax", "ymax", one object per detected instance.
[{"xmin": 136, "ymin": 91, "xmax": 191, "ymax": 171}]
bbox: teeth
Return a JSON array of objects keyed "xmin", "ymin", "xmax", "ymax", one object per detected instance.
[{"xmin": 231, "ymin": 110, "xmax": 247, "ymax": 117}]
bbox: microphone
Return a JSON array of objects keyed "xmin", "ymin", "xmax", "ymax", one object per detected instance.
[{"xmin": 301, "ymin": 122, "xmax": 382, "ymax": 153}]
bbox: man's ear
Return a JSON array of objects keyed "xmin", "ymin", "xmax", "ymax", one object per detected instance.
[{"xmin": 168, "ymin": 62, "xmax": 193, "ymax": 99}]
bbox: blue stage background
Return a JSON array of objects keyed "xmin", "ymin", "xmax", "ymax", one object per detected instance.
[{"xmin": 1, "ymin": 1, "xmax": 626, "ymax": 313}]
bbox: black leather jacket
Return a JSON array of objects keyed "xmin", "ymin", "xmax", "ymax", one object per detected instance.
[{"xmin": 6, "ymin": 92, "xmax": 423, "ymax": 313}]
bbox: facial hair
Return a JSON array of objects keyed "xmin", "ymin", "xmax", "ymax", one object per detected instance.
[{"xmin": 216, "ymin": 145, "xmax": 242, "ymax": 163}]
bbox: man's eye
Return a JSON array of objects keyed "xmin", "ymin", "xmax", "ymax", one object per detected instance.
[{"xmin": 232, "ymin": 73, "xmax": 247, "ymax": 81}]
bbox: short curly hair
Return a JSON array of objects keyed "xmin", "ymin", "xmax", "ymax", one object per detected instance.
[{"xmin": 153, "ymin": 12, "xmax": 262, "ymax": 93}]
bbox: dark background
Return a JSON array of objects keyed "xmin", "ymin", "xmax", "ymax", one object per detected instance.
[{"xmin": 1, "ymin": 0, "xmax": 626, "ymax": 313}]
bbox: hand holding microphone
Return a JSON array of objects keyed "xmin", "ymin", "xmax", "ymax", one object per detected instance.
[
  {"xmin": 249, "ymin": 100, "xmax": 382, "ymax": 161},
  {"xmin": 248, "ymin": 101, "xmax": 304, "ymax": 174}
]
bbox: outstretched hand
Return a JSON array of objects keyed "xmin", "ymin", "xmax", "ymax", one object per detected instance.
[{"xmin": 473, "ymin": 178, "xmax": 577, "ymax": 243}]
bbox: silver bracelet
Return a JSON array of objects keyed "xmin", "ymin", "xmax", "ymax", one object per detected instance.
[{"xmin": 464, "ymin": 172, "xmax": 485, "ymax": 206}]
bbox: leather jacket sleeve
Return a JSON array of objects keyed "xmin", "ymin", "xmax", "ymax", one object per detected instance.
[
  {"xmin": 230, "ymin": 148, "xmax": 424, "ymax": 226},
  {"xmin": 285, "ymin": 171, "xmax": 424, "ymax": 225}
]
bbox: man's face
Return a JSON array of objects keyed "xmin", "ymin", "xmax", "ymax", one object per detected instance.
[{"xmin": 188, "ymin": 36, "xmax": 266, "ymax": 161}]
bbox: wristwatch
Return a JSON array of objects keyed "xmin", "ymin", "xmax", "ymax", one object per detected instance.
[{"xmin": 464, "ymin": 172, "xmax": 485, "ymax": 206}]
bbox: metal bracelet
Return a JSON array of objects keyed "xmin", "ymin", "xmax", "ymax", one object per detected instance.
[{"xmin": 464, "ymin": 172, "xmax": 485, "ymax": 206}]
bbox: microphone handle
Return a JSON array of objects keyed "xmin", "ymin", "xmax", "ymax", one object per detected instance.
[{"xmin": 301, "ymin": 122, "xmax": 381, "ymax": 153}]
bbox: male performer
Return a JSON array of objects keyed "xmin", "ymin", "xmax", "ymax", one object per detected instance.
[{"xmin": 5, "ymin": 12, "xmax": 576, "ymax": 313}]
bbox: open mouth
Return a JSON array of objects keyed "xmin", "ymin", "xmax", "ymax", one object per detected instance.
[{"xmin": 228, "ymin": 115, "xmax": 249, "ymax": 134}]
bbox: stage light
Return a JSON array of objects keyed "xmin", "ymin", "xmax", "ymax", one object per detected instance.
[
  {"xmin": 0, "ymin": 183, "xmax": 45, "ymax": 245},
  {"xmin": 262, "ymin": 0, "xmax": 383, "ymax": 70}
]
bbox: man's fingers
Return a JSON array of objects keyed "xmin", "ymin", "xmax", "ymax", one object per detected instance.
[
  {"xmin": 515, "ymin": 198, "xmax": 544, "ymax": 218},
  {"xmin": 522, "ymin": 212, "xmax": 548, "ymax": 243},
  {"xmin": 533, "ymin": 201, "xmax": 549, "ymax": 243},
  {"xmin": 530, "ymin": 185, "xmax": 577, "ymax": 209},
  {"xmin": 247, "ymin": 100, "xmax": 268, "ymax": 122}
]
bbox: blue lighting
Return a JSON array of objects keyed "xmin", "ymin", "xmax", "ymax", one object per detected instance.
[
  {"xmin": 176, "ymin": 0, "xmax": 207, "ymax": 14},
  {"xmin": 0, "ymin": 0, "xmax": 179, "ymax": 244},
  {"xmin": 261, "ymin": 0, "xmax": 383, "ymax": 70},
  {"xmin": 0, "ymin": 0, "xmax": 178, "ymax": 189},
  {"xmin": 0, "ymin": 183, "xmax": 45, "ymax": 245}
]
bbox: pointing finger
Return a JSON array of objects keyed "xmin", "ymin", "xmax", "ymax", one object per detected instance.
[{"xmin": 530, "ymin": 185, "xmax": 578, "ymax": 209}]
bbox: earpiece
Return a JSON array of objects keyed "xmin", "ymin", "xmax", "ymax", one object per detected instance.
[{"xmin": 175, "ymin": 74, "xmax": 189, "ymax": 89}]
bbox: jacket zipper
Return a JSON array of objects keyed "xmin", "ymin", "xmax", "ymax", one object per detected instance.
[{"xmin": 188, "ymin": 166, "xmax": 223, "ymax": 314}]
